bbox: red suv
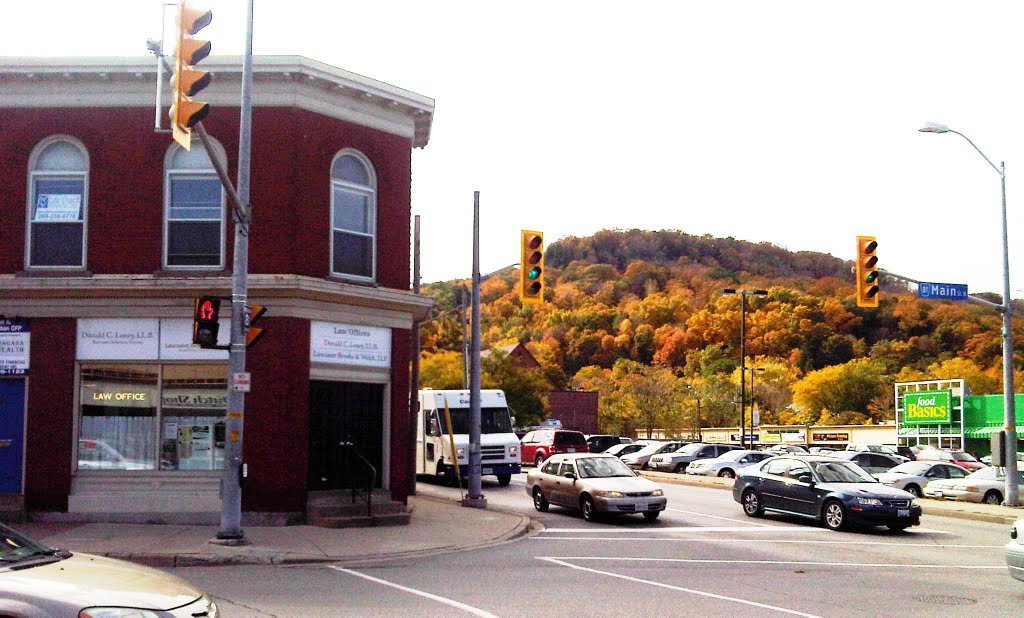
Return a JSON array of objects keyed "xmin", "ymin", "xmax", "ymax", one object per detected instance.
[{"xmin": 520, "ymin": 430, "xmax": 589, "ymax": 466}]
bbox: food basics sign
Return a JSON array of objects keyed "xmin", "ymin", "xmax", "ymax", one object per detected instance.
[{"xmin": 903, "ymin": 390, "xmax": 952, "ymax": 425}]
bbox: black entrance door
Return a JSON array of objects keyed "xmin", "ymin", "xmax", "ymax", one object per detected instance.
[{"xmin": 308, "ymin": 381, "xmax": 385, "ymax": 491}]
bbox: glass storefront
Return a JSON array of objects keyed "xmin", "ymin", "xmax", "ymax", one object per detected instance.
[{"xmin": 78, "ymin": 363, "xmax": 226, "ymax": 472}]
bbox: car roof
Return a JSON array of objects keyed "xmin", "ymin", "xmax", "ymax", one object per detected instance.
[{"xmin": 548, "ymin": 453, "xmax": 619, "ymax": 460}]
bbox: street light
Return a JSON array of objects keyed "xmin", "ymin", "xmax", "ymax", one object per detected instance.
[
  {"xmin": 920, "ymin": 122, "xmax": 1019, "ymax": 506},
  {"xmin": 722, "ymin": 288, "xmax": 768, "ymax": 449}
]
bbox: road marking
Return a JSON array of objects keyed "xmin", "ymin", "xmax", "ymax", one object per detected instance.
[
  {"xmin": 329, "ymin": 566, "xmax": 501, "ymax": 617},
  {"xmin": 666, "ymin": 507, "xmax": 772, "ymax": 526},
  {"xmin": 540, "ymin": 526, "xmax": 952, "ymax": 534},
  {"xmin": 539, "ymin": 557, "xmax": 821, "ymax": 617},
  {"xmin": 545, "ymin": 556, "xmax": 1005, "ymax": 570},
  {"xmin": 532, "ymin": 537, "xmax": 1000, "ymax": 548}
]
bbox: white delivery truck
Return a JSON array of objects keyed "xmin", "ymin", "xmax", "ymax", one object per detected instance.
[{"xmin": 417, "ymin": 389, "xmax": 522, "ymax": 486}]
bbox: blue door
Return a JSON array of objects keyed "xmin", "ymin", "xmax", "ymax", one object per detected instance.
[{"xmin": 0, "ymin": 379, "xmax": 26, "ymax": 494}]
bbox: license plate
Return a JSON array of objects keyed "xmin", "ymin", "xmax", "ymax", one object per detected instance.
[
  {"xmin": 932, "ymin": 491, "xmax": 943, "ymax": 497},
  {"xmin": 636, "ymin": 503, "xmax": 645, "ymax": 512},
  {"xmin": 482, "ymin": 467, "xmax": 493, "ymax": 475},
  {"xmin": 898, "ymin": 509, "xmax": 910, "ymax": 517},
  {"xmin": 567, "ymin": 448, "xmax": 575, "ymax": 452}
]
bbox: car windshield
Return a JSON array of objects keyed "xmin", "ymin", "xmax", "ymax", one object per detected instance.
[
  {"xmin": 811, "ymin": 461, "xmax": 877, "ymax": 483},
  {"xmin": 634, "ymin": 442, "xmax": 667, "ymax": 456},
  {"xmin": 952, "ymin": 451, "xmax": 978, "ymax": 462},
  {"xmin": 966, "ymin": 467, "xmax": 999, "ymax": 480},
  {"xmin": 554, "ymin": 432, "xmax": 586, "ymax": 445},
  {"xmin": 604, "ymin": 444, "xmax": 629, "ymax": 456},
  {"xmin": 577, "ymin": 456, "xmax": 636, "ymax": 478},
  {"xmin": 888, "ymin": 462, "xmax": 932, "ymax": 475},
  {"xmin": 719, "ymin": 450, "xmax": 749, "ymax": 461},
  {"xmin": 440, "ymin": 407, "xmax": 513, "ymax": 434},
  {"xmin": 678, "ymin": 443, "xmax": 704, "ymax": 455},
  {"xmin": 0, "ymin": 524, "xmax": 55, "ymax": 564}
]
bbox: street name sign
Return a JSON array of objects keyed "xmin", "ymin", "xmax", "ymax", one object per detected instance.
[
  {"xmin": 903, "ymin": 390, "xmax": 952, "ymax": 425},
  {"xmin": 918, "ymin": 282, "xmax": 968, "ymax": 300}
]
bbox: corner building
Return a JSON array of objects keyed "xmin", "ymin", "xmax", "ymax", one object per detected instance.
[{"xmin": 0, "ymin": 56, "xmax": 433, "ymax": 523}]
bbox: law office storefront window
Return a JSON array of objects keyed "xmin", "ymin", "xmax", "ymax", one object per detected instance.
[{"xmin": 78, "ymin": 363, "xmax": 226, "ymax": 472}]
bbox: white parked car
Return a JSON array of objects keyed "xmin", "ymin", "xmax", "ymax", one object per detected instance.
[
  {"xmin": 1008, "ymin": 518, "xmax": 1024, "ymax": 582},
  {"xmin": 923, "ymin": 467, "xmax": 1024, "ymax": 505},
  {"xmin": 873, "ymin": 461, "xmax": 969, "ymax": 497},
  {"xmin": 620, "ymin": 441, "xmax": 685, "ymax": 470},
  {"xmin": 685, "ymin": 449, "xmax": 775, "ymax": 478}
]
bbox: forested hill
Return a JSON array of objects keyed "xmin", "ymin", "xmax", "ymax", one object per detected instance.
[
  {"xmin": 547, "ymin": 229, "xmax": 849, "ymax": 281},
  {"xmin": 419, "ymin": 229, "xmax": 1021, "ymax": 432}
]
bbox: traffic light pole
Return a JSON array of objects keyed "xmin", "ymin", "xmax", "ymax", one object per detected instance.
[
  {"xmin": 463, "ymin": 191, "xmax": 486, "ymax": 509},
  {"xmin": 213, "ymin": 0, "xmax": 254, "ymax": 544}
]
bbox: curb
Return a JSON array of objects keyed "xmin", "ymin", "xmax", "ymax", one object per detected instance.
[
  {"xmin": 112, "ymin": 494, "xmax": 536, "ymax": 569},
  {"xmin": 638, "ymin": 470, "xmax": 1023, "ymax": 526}
]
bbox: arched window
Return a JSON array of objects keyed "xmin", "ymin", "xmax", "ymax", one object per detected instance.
[
  {"xmin": 330, "ymin": 151, "xmax": 376, "ymax": 280},
  {"xmin": 164, "ymin": 141, "xmax": 226, "ymax": 268},
  {"xmin": 26, "ymin": 136, "xmax": 89, "ymax": 268}
]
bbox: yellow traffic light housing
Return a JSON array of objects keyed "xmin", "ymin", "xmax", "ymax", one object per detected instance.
[
  {"xmin": 520, "ymin": 230, "xmax": 544, "ymax": 304},
  {"xmin": 170, "ymin": 1, "xmax": 213, "ymax": 150},
  {"xmin": 855, "ymin": 235, "xmax": 879, "ymax": 307}
]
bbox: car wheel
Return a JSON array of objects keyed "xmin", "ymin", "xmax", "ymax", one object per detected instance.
[
  {"xmin": 532, "ymin": 487, "xmax": 549, "ymax": 512},
  {"xmin": 741, "ymin": 489, "xmax": 764, "ymax": 517},
  {"xmin": 823, "ymin": 500, "xmax": 847, "ymax": 531},
  {"xmin": 497, "ymin": 474, "xmax": 512, "ymax": 486},
  {"xmin": 580, "ymin": 495, "xmax": 598, "ymax": 522},
  {"xmin": 673, "ymin": 463, "xmax": 686, "ymax": 473},
  {"xmin": 983, "ymin": 490, "xmax": 1003, "ymax": 505},
  {"xmin": 904, "ymin": 484, "xmax": 921, "ymax": 498},
  {"xmin": 643, "ymin": 511, "xmax": 660, "ymax": 521},
  {"xmin": 718, "ymin": 469, "xmax": 735, "ymax": 479},
  {"xmin": 535, "ymin": 453, "xmax": 546, "ymax": 467},
  {"xmin": 887, "ymin": 524, "xmax": 910, "ymax": 532}
]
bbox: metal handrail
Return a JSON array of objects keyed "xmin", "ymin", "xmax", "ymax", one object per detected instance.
[{"xmin": 340, "ymin": 441, "xmax": 376, "ymax": 517}]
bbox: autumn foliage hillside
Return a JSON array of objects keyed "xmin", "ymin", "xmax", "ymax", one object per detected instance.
[{"xmin": 419, "ymin": 229, "xmax": 1023, "ymax": 436}]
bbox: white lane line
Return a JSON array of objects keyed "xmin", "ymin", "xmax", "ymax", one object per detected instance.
[
  {"xmin": 547, "ymin": 556, "xmax": 1005, "ymax": 570},
  {"xmin": 329, "ymin": 566, "xmax": 501, "ymax": 618},
  {"xmin": 666, "ymin": 507, "xmax": 772, "ymax": 526},
  {"xmin": 531, "ymin": 537, "xmax": 1002, "ymax": 548},
  {"xmin": 539, "ymin": 557, "xmax": 821, "ymax": 617},
  {"xmin": 540, "ymin": 526, "xmax": 952, "ymax": 534}
]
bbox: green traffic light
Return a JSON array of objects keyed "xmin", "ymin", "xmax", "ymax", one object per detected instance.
[
  {"xmin": 528, "ymin": 267, "xmax": 541, "ymax": 280},
  {"xmin": 865, "ymin": 271, "xmax": 878, "ymax": 283}
]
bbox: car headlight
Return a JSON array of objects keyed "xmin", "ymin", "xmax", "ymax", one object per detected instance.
[
  {"xmin": 856, "ymin": 497, "xmax": 883, "ymax": 506},
  {"xmin": 595, "ymin": 490, "xmax": 625, "ymax": 498},
  {"xmin": 456, "ymin": 447, "xmax": 465, "ymax": 459},
  {"xmin": 652, "ymin": 489, "xmax": 664, "ymax": 496},
  {"xmin": 1011, "ymin": 524, "xmax": 1018, "ymax": 540},
  {"xmin": 81, "ymin": 610, "xmax": 162, "ymax": 618},
  {"xmin": 689, "ymin": 463, "xmax": 702, "ymax": 469},
  {"xmin": 508, "ymin": 445, "xmax": 518, "ymax": 457}
]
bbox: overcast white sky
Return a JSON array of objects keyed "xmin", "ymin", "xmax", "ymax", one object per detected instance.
[{"xmin": 5, "ymin": 1, "xmax": 1024, "ymax": 296}]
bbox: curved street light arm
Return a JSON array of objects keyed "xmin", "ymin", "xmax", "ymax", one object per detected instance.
[{"xmin": 949, "ymin": 130, "xmax": 1003, "ymax": 177}]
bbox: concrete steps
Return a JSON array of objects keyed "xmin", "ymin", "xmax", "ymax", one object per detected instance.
[{"xmin": 306, "ymin": 490, "xmax": 410, "ymax": 528}]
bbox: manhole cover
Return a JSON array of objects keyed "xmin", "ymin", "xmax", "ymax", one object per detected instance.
[{"xmin": 914, "ymin": 595, "xmax": 978, "ymax": 606}]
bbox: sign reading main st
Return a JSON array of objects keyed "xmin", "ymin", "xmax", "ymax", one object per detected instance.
[{"xmin": 903, "ymin": 390, "xmax": 952, "ymax": 425}]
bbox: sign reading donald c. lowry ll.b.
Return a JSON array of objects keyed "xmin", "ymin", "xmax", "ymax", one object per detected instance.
[
  {"xmin": 310, "ymin": 321, "xmax": 391, "ymax": 368},
  {"xmin": 77, "ymin": 318, "xmax": 160, "ymax": 360},
  {"xmin": 903, "ymin": 390, "xmax": 952, "ymax": 425}
]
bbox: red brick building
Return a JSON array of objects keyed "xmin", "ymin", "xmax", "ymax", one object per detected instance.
[{"xmin": 0, "ymin": 56, "xmax": 433, "ymax": 524}]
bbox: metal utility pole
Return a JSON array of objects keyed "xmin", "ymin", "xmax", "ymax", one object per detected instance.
[
  {"xmin": 409, "ymin": 215, "xmax": 421, "ymax": 496},
  {"xmin": 723, "ymin": 288, "xmax": 767, "ymax": 449},
  {"xmin": 463, "ymin": 191, "xmax": 486, "ymax": 508},
  {"xmin": 215, "ymin": 0, "xmax": 254, "ymax": 543},
  {"xmin": 460, "ymin": 285, "xmax": 469, "ymax": 389}
]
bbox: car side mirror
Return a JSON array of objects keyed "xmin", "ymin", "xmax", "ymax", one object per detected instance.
[
  {"xmin": 797, "ymin": 474, "xmax": 813, "ymax": 485},
  {"xmin": 564, "ymin": 472, "xmax": 577, "ymax": 480}
]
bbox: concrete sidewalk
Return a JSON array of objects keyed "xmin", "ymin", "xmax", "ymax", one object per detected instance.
[
  {"xmin": 12, "ymin": 495, "xmax": 533, "ymax": 569},
  {"xmin": 640, "ymin": 469, "xmax": 1024, "ymax": 525}
]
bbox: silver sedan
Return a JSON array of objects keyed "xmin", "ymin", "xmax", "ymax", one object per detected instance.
[
  {"xmin": 526, "ymin": 453, "xmax": 667, "ymax": 521},
  {"xmin": 685, "ymin": 449, "xmax": 774, "ymax": 478},
  {"xmin": 873, "ymin": 461, "xmax": 969, "ymax": 497}
]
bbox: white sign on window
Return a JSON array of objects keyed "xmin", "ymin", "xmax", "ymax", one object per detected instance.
[
  {"xmin": 35, "ymin": 194, "xmax": 82, "ymax": 221},
  {"xmin": 310, "ymin": 321, "xmax": 391, "ymax": 368},
  {"xmin": 0, "ymin": 319, "xmax": 30, "ymax": 376},
  {"xmin": 77, "ymin": 319, "xmax": 160, "ymax": 360},
  {"xmin": 159, "ymin": 318, "xmax": 229, "ymax": 360}
]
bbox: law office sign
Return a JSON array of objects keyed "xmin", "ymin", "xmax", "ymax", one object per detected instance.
[{"xmin": 903, "ymin": 390, "xmax": 952, "ymax": 425}]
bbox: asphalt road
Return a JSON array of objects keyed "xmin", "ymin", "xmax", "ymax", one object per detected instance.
[{"xmin": 177, "ymin": 472, "xmax": 1022, "ymax": 617}]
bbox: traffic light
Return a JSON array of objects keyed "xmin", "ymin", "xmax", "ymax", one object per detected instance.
[
  {"xmin": 170, "ymin": 1, "xmax": 213, "ymax": 150},
  {"xmin": 193, "ymin": 296, "xmax": 221, "ymax": 348},
  {"xmin": 520, "ymin": 230, "xmax": 545, "ymax": 304},
  {"xmin": 855, "ymin": 235, "xmax": 879, "ymax": 307}
]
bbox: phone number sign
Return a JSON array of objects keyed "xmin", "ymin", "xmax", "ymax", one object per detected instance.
[{"xmin": 0, "ymin": 319, "xmax": 30, "ymax": 376}]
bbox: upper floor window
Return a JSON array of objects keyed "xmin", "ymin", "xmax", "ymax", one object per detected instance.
[
  {"xmin": 330, "ymin": 151, "xmax": 376, "ymax": 280},
  {"xmin": 164, "ymin": 142, "xmax": 225, "ymax": 268},
  {"xmin": 27, "ymin": 136, "xmax": 88, "ymax": 268}
]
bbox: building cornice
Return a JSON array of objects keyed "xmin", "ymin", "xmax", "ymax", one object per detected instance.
[
  {"xmin": 0, "ymin": 273, "xmax": 434, "ymax": 324},
  {"xmin": 0, "ymin": 56, "xmax": 434, "ymax": 148}
]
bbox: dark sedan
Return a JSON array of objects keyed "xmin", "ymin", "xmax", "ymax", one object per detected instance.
[{"xmin": 732, "ymin": 456, "xmax": 922, "ymax": 531}]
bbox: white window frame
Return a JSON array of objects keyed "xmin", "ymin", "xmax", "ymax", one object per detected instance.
[
  {"xmin": 163, "ymin": 141, "xmax": 227, "ymax": 270},
  {"xmin": 25, "ymin": 135, "xmax": 89, "ymax": 270},
  {"xmin": 330, "ymin": 149, "xmax": 377, "ymax": 282}
]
